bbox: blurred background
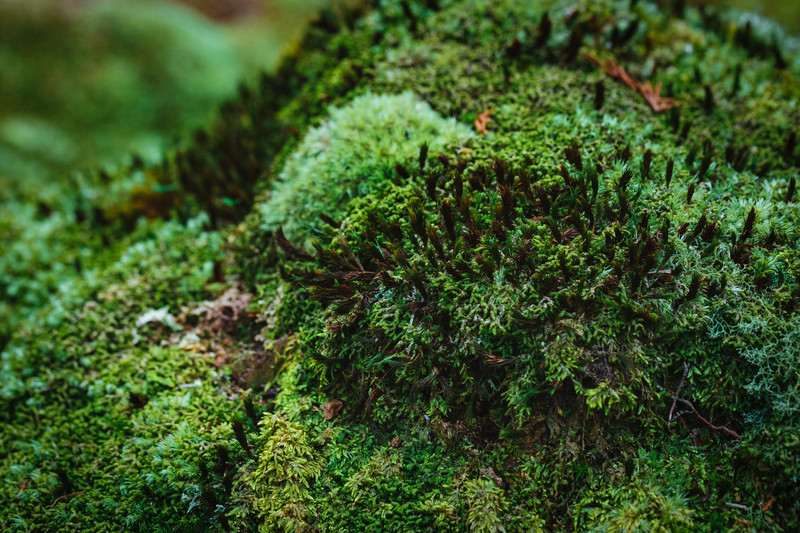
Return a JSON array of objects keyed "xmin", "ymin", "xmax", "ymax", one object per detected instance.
[
  {"xmin": 0, "ymin": 0, "xmax": 796, "ymax": 199},
  {"xmin": 0, "ymin": 0, "xmax": 330, "ymax": 202},
  {"xmin": 0, "ymin": 0, "xmax": 329, "ymax": 348}
]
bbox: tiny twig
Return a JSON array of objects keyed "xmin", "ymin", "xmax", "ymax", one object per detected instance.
[
  {"xmin": 725, "ymin": 502, "xmax": 750, "ymax": 511},
  {"xmin": 677, "ymin": 398, "xmax": 741, "ymax": 439},
  {"xmin": 668, "ymin": 362, "xmax": 690, "ymax": 426},
  {"xmin": 670, "ymin": 409, "xmax": 693, "ymax": 424},
  {"xmin": 582, "ymin": 53, "xmax": 681, "ymax": 112},
  {"xmin": 667, "ymin": 362, "xmax": 740, "ymax": 439},
  {"xmin": 48, "ymin": 490, "xmax": 86, "ymax": 507}
]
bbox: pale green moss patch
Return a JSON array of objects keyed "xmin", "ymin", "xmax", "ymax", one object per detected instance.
[{"xmin": 259, "ymin": 91, "xmax": 474, "ymax": 246}]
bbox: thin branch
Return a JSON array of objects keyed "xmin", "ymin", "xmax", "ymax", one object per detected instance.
[
  {"xmin": 48, "ymin": 490, "xmax": 86, "ymax": 507},
  {"xmin": 669, "ymin": 409, "xmax": 693, "ymax": 424},
  {"xmin": 583, "ymin": 53, "xmax": 681, "ymax": 113},
  {"xmin": 668, "ymin": 362, "xmax": 690, "ymax": 426},
  {"xmin": 677, "ymin": 398, "xmax": 741, "ymax": 440},
  {"xmin": 725, "ymin": 502, "xmax": 750, "ymax": 511}
]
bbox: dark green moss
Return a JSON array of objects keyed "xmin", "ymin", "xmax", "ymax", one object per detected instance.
[{"xmin": 2, "ymin": 0, "xmax": 799, "ymax": 531}]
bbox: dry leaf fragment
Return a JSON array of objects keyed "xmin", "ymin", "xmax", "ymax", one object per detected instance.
[
  {"xmin": 480, "ymin": 467, "xmax": 505, "ymax": 488},
  {"xmin": 475, "ymin": 107, "xmax": 494, "ymax": 135},
  {"xmin": 485, "ymin": 353, "xmax": 513, "ymax": 366},
  {"xmin": 583, "ymin": 53, "xmax": 680, "ymax": 113},
  {"xmin": 762, "ymin": 496, "xmax": 774, "ymax": 512},
  {"xmin": 193, "ymin": 285, "xmax": 253, "ymax": 332},
  {"xmin": 322, "ymin": 399, "xmax": 344, "ymax": 421},
  {"xmin": 390, "ymin": 436, "xmax": 402, "ymax": 448}
]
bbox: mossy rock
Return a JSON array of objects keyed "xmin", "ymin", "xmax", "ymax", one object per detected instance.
[{"xmin": 2, "ymin": 0, "xmax": 800, "ymax": 531}]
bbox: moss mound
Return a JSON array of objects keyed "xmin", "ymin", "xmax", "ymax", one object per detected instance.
[{"xmin": 2, "ymin": 0, "xmax": 799, "ymax": 531}]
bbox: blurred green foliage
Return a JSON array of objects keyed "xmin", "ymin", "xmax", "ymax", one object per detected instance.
[
  {"xmin": 703, "ymin": 0, "xmax": 800, "ymax": 34},
  {"xmin": 0, "ymin": 0, "xmax": 324, "ymax": 354},
  {"xmin": 0, "ymin": 0, "xmax": 324, "ymax": 201}
]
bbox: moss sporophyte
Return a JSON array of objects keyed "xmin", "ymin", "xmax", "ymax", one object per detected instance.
[{"xmin": 2, "ymin": 1, "xmax": 800, "ymax": 531}]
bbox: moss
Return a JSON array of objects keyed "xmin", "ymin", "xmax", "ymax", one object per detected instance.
[
  {"xmin": 260, "ymin": 91, "xmax": 474, "ymax": 246},
  {"xmin": 464, "ymin": 478, "xmax": 510, "ymax": 533},
  {"xmin": 252, "ymin": 414, "xmax": 322, "ymax": 532},
  {"xmin": 0, "ymin": 216, "xmax": 236, "ymax": 532},
  {"xmin": 2, "ymin": 0, "xmax": 800, "ymax": 530},
  {"xmin": 574, "ymin": 450, "xmax": 697, "ymax": 532}
]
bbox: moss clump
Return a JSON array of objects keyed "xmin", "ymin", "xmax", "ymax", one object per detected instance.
[
  {"xmin": 261, "ymin": 92, "xmax": 474, "ymax": 246},
  {"xmin": 252, "ymin": 413, "xmax": 322, "ymax": 532},
  {"xmin": 574, "ymin": 448, "xmax": 698, "ymax": 532},
  {"xmin": 2, "ymin": 0, "xmax": 800, "ymax": 531},
  {"xmin": 464, "ymin": 478, "xmax": 511, "ymax": 533}
]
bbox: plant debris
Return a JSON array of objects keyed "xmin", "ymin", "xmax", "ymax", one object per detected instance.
[
  {"xmin": 475, "ymin": 107, "xmax": 494, "ymax": 135},
  {"xmin": 583, "ymin": 53, "xmax": 681, "ymax": 112}
]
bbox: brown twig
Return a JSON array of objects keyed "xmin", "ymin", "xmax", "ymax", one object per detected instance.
[
  {"xmin": 583, "ymin": 53, "xmax": 681, "ymax": 113},
  {"xmin": 670, "ymin": 409, "xmax": 692, "ymax": 423},
  {"xmin": 48, "ymin": 490, "xmax": 86, "ymax": 507},
  {"xmin": 676, "ymin": 398, "xmax": 741, "ymax": 439},
  {"xmin": 668, "ymin": 362, "xmax": 690, "ymax": 426},
  {"xmin": 725, "ymin": 502, "xmax": 750, "ymax": 511}
]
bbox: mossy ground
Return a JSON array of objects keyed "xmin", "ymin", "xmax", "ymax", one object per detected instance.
[{"xmin": 2, "ymin": 0, "xmax": 799, "ymax": 531}]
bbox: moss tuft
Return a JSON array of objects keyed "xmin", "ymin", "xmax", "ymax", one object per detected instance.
[{"xmin": 259, "ymin": 91, "xmax": 474, "ymax": 246}]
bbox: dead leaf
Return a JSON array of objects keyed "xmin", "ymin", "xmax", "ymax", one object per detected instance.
[
  {"xmin": 475, "ymin": 107, "xmax": 494, "ymax": 135},
  {"xmin": 322, "ymin": 399, "xmax": 344, "ymax": 421},
  {"xmin": 563, "ymin": 227, "xmax": 580, "ymax": 242},
  {"xmin": 135, "ymin": 307, "xmax": 182, "ymax": 332},
  {"xmin": 230, "ymin": 347, "xmax": 278, "ymax": 390},
  {"xmin": 193, "ymin": 285, "xmax": 253, "ymax": 332},
  {"xmin": 480, "ymin": 467, "xmax": 505, "ymax": 488},
  {"xmin": 583, "ymin": 53, "xmax": 680, "ymax": 113},
  {"xmin": 390, "ymin": 436, "xmax": 402, "ymax": 448},
  {"xmin": 762, "ymin": 496, "xmax": 774, "ymax": 512},
  {"xmin": 485, "ymin": 353, "xmax": 512, "ymax": 366}
]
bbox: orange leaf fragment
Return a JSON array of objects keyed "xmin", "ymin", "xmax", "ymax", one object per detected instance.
[
  {"xmin": 583, "ymin": 53, "xmax": 680, "ymax": 113},
  {"xmin": 762, "ymin": 496, "xmax": 774, "ymax": 512},
  {"xmin": 475, "ymin": 107, "xmax": 494, "ymax": 135},
  {"xmin": 485, "ymin": 353, "xmax": 508, "ymax": 365}
]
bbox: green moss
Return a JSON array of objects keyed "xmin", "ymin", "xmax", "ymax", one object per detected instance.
[
  {"xmin": 575, "ymin": 451, "xmax": 697, "ymax": 532},
  {"xmin": 464, "ymin": 478, "xmax": 510, "ymax": 533},
  {"xmin": 2, "ymin": 0, "xmax": 800, "ymax": 530},
  {"xmin": 252, "ymin": 414, "xmax": 322, "ymax": 532},
  {"xmin": 260, "ymin": 91, "xmax": 474, "ymax": 246},
  {"xmin": 0, "ymin": 215, "xmax": 237, "ymax": 532}
]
